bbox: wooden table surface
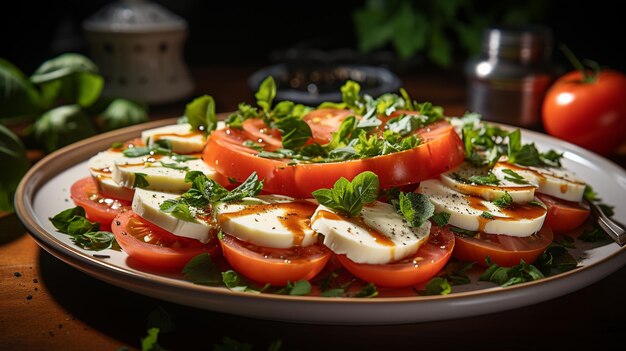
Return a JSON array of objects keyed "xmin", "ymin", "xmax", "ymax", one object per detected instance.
[{"xmin": 2, "ymin": 65, "xmax": 626, "ymax": 351}]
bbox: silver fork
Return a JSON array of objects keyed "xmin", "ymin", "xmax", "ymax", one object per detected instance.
[{"xmin": 586, "ymin": 199, "xmax": 626, "ymax": 246}]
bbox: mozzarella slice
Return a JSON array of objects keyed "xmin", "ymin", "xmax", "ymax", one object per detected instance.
[
  {"xmin": 142, "ymin": 123, "xmax": 206, "ymax": 154},
  {"xmin": 418, "ymin": 179, "xmax": 546, "ymax": 237},
  {"xmin": 132, "ymin": 188, "xmax": 215, "ymax": 243},
  {"xmin": 112, "ymin": 155, "xmax": 218, "ymax": 193},
  {"xmin": 493, "ymin": 162, "xmax": 586, "ymax": 202},
  {"xmin": 310, "ymin": 202, "xmax": 431, "ymax": 265},
  {"xmin": 87, "ymin": 150, "xmax": 134, "ymax": 201},
  {"xmin": 441, "ymin": 162, "xmax": 536, "ymax": 203},
  {"xmin": 215, "ymin": 195, "xmax": 319, "ymax": 249}
]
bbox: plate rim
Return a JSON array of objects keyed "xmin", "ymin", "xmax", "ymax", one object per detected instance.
[{"xmin": 14, "ymin": 117, "xmax": 626, "ymax": 323}]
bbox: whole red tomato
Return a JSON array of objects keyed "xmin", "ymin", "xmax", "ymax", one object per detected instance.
[{"xmin": 542, "ymin": 69, "xmax": 626, "ymax": 155}]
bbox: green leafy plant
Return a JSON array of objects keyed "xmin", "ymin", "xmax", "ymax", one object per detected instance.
[
  {"xmin": 0, "ymin": 52, "xmax": 149, "ymax": 212},
  {"xmin": 1, "ymin": 53, "xmax": 149, "ymax": 152},
  {"xmin": 352, "ymin": 0, "xmax": 547, "ymax": 67}
]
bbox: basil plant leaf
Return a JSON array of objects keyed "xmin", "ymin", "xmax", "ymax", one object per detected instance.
[
  {"xmin": 99, "ymin": 98, "xmax": 149, "ymax": 131},
  {"xmin": 31, "ymin": 53, "xmax": 103, "ymax": 108},
  {"xmin": 255, "ymin": 76, "xmax": 277, "ymax": 113},
  {"xmin": 185, "ymin": 94, "xmax": 217, "ymax": 134},
  {"xmin": 0, "ymin": 58, "xmax": 41, "ymax": 119},
  {"xmin": 28, "ymin": 104, "xmax": 97, "ymax": 152},
  {"xmin": 0, "ymin": 124, "xmax": 29, "ymax": 211}
]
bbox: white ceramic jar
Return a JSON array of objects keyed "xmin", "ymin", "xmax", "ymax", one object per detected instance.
[{"xmin": 82, "ymin": 0, "xmax": 194, "ymax": 104}]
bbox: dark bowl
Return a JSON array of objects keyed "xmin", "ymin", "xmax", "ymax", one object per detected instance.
[{"xmin": 248, "ymin": 64, "xmax": 402, "ymax": 106}]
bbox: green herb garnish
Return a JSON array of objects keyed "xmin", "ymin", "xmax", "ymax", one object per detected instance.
[
  {"xmin": 312, "ymin": 171, "xmax": 379, "ymax": 218},
  {"xmin": 49, "ymin": 206, "xmax": 118, "ymax": 251}
]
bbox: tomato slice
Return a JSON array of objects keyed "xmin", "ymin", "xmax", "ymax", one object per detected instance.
[
  {"xmin": 219, "ymin": 233, "xmax": 331, "ymax": 286},
  {"xmin": 535, "ymin": 193, "xmax": 590, "ymax": 235},
  {"xmin": 70, "ymin": 177, "xmax": 130, "ymax": 230},
  {"xmin": 303, "ymin": 108, "xmax": 356, "ymax": 144},
  {"xmin": 452, "ymin": 225, "xmax": 553, "ymax": 267},
  {"xmin": 203, "ymin": 120, "xmax": 464, "ymax": 198},
  {"xmin": 111, "ymin": 209, "xmax": 219, "ymax": 271},
  {"xmin": 336, "ymin": 225, "xmax": 455, "ymax": 288},
  {"xmin": 242, "ymin": 118, "xmax": 283, "ymax": 151}
]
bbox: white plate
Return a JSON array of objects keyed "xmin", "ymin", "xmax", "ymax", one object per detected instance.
[{"xmin": 15, "ymin": 118, "xmax": 626, "ymax": 325}]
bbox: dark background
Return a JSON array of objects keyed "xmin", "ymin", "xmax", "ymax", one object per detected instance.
[{"xmin": 2, "ymin": 1, "xmax": 625, "ymax": 75}]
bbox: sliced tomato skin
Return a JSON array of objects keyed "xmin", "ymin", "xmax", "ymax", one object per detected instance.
[
  {"xmin": 536, "ymin": 193, "xmax": 590, "ymax": 234},
  {"xmin": 242, "ymin": 118, "xmax": 283, "ymax": 151},
  {"xmin": 452, "ymin": 225, "xmax": 553, "ymax": 267},
  {"xmin": 219, "ymin": 233, "xmax": 332, "ymax": 286},
  {"xmin": 303, "ymin": 108, "xmax": 356, "ymax": 144},
  {"xmin": 70, "ymin": 176, "xmax": 131, "ymax": 230},
  {"xmin": 111, "ymin": 209, "xmax": 219, "ymax": 271},
  {"xmin": 203, "ymin": 120, "xmax": 464, "ymax": 198},
  {"xmin": 336, "ymin": 225, "xmax": 455, "ymax": 288}
]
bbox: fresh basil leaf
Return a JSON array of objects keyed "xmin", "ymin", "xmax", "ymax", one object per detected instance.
[
  {"xmin": 76, "ymin": 231, "xmax": 116, "ymax": 250},
  {"xmin": 31, "ymin": 53, "xmax": 99, "ymax": 83},
  {"xmin": 479, "ymin": 258, "xmax": 545, "ymax": 287},
  {"xmin": 220, "ymin": 172, "xmax": 263, "ymax": 202},
  {"xmin": 49, "ymin": 206, "xmax": 117, "ymax": 251},
  {"xmin": 0, "ymin": 124, "xmax": 30, "ymax": 211},
  {"xmin": 431, "ymin": 212, "xmax": 451, "ymax": 226},
  {"xmin": 182, "ymin": 253, "xmax": 223, "ymax": 285},
  {"xmin": 439, "ymin": 260, "xmax": 475, "ymax": 285},
  {"xmin": 501, "ymin": 168, "xmax": 529, "ymax": 184},
  {"xmin": 326, "ymin": 115, "xmax": 357, "ymax": 150},
  {"xmin": 50, "ymin": 206, "xmax": 87, "ymax": 233},
  {"xmin": 159, "ymin": 199, "xmax": 195, "ymax": 222},
  {"xmin": 583, "ymin": 185, "xmax": 598, "ymax": 202},
  {"xmin": 481, "ymin": 211, "xmax": 494, "ymax": 219},
  {"xmin": 133, "ymin": 173, "xmax": 150, "ymax": 188},
  {"xmin": 312, "ymin": 171, "xmax": 379, "ymax": 218},
  {"xmin": 311, "ymin": 189, "xmax": 334, "ymax": 208},
  {"xmin": 185, "ymin": 95, "xmax": 217, "ymax": 134},
  {"xmin": 159, "ymin": 161, "xmax": 189, "ymax": 171},
  {"xmin": 397, "ymin": 192, "xmax": 434, "ymax": 227},
  {"xmin": 458, "ymin": 172, "xmax": 500, "ymax": 186},
  {"xmin": 353, "ymin": 283, "xmax": 378, "ymax": 298},
  {"xmin": 346, "ymin": 171, "xmax": 379, "ymax": 215},
  {"xmin": 493, "ymin": 192, "xmax": 512, "ymax": 208},
  {"xmin": 540, "ymin": 149, "xmax": 563, "ymax": 167},
  {"xmin": 317, "ymin": 101, "xmax": 347, "ymax": 109},
  {"xmin": 271, "ymin": 100, "xmax": 294, "ymax": 118},
  {"xmin": 320, "ymin": 288, "xmax": 345, "ymax": 297},
  {"xmin": 99, "ymin": 98, "xmax": 148, "ymax": 131},
  {"xmin": 29, "ymin": 104, "xmax": 97, "ymax": 152},
  {"xmin": 30, "ymin": 53, "xmax": 103, "ymax": 108},
  {"xmin": 534, "ymin": 244, "xmax": 578, "ymax": 275},
  {"xmin": 122, "ymin": 145, "xmax": 171, "ymax": 158},
  {"xmin": 225, "ymin": 103, "xmax": 258, "ymax": 129},
  {"xmin": 287, "ymin": 280, "xmax": 312, "ymax": 296},
  {"xmin": 274, "ymin": 116, "xmax": 312, "ymax": 149},
  {"xmin": 221, "ymin": 270, "xmax": 261, "ymax": 293},
  {"xmin": 170, "ymin": 154, "xmax": 197, "ymax": 162},
  {"xmin": 67, "ymin": 216, "xmax": 100, "ymax": 236},
  {"xmin": 255, "ymin": 76, "xmax": 276, "ymax": 113},
  {"xmin": 449, "ymin": 226, "xmax": 478, "ymax": 237},
  {"xmin": 0, "ymin": 58, "xmax": 41, "ymax": 119},
  {"xmin": 420, "ymin": 277, "xmax": 452, "ymax": 295}
]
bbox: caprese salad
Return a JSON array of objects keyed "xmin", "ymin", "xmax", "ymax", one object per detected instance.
[{"xmin": 50, "ymin": 78, "xmax": 607, "ymax": 296}]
